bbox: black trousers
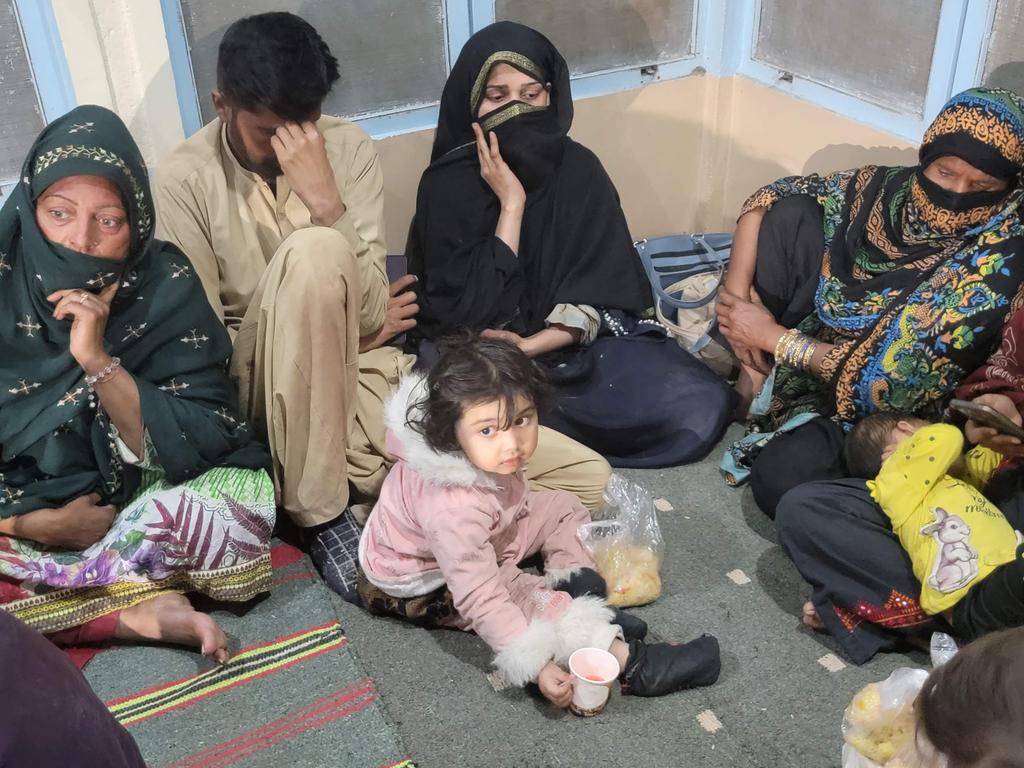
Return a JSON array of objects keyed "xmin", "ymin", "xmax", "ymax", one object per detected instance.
[
  {"xmin": 952, "ymin": 470, "xmax": 1024, "ymax": 640},
  {"xmin": 752, "ymin": 194, "xmax": 826, "ymax": 328},
  {"xmin": 746, "ymin": 195, "xmax": 836, "ymax": 517},
  {"xmin": 749, "ymin": 416, "xmax": 846, "ymax": 520},
  {"xmin": 777, "ymin": 469, "xmax": 1024, "ymax": 663}
]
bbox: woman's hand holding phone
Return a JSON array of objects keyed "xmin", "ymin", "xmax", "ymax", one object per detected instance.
[{"xmin": 958, "ymin": 394, "xmax": 1024, "ymax": 458}]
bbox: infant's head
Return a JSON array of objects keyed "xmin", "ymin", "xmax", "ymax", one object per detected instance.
[{"xmin": 845, "ymin": 413, "xmax": 930, "ymax": 479}]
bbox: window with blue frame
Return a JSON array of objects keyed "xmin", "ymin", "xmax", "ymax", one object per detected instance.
[
  {"xmin": 495, "ymin": 0, "xmax": 697, "ymax": 77},
  {"xmin": 0, "ymin": 0, "xmax": 75, "ymax": 191},
  {"xmin": 0, "ymin": 0, "xmax": 47, "ymax": 181},
  {"xmin": 161, "ymin": 0, "xmax": 708, "ymax": 139},
  {"xmin": 5, "ymin": 0, "xmax": 1022, "ymax": 168},
  {"xmin": 753, "ymin": 0, "xmax": 942, "ymax": 115},
  {"xmin": 726, "ymin": 0, "xmax": 1013, "ymax": 142},
  {"xmin": 175, "ymin": 0, "xmax": 451, "ymax": 128},
  {"xmin": 983, "ymin": 0, "xmax": 1024, "ymax": 94}
]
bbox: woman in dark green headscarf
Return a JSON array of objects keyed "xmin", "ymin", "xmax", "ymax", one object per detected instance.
[{"xmin": 0, "ymin": 105, "xmax": 275, "ymax": 661}]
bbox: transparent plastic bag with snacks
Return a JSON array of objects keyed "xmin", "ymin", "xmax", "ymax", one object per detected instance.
[
  {"xmin": 840, "ymin": 634, "xmax": 958, "ymax": 767},
  {"xmin": 841, "ymin": 667, "xmax": 947, "ymax": 768},
  {"xmin": 578, "ymin": 474, "xmax": 663, "ymax": 608},
  {"xmin": 841, "ymin": 668, "xmax": 926, "ymax": 767}
]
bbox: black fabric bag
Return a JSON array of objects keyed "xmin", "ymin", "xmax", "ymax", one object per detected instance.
[{"xmin": 540, "ymin": 317, "xmax": 736, "ymax": 469}]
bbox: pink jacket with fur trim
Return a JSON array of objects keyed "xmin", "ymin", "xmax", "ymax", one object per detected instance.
[{"xmin": 359, "ymin": 375, "xmax": 618, "ymax": 685}]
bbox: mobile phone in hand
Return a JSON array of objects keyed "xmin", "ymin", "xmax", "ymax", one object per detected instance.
[{"xmin": 949, "ymin": 398, "xmax": 1024, "ymax": 441}]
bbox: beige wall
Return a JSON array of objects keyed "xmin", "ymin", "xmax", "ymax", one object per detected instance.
[
  {"xmin": 375, "ymin": 74, "xmax": 918, "ymax": 251},
  {"xmin": 52, "ymin": 0, "xmax": 184, "ymax": 167},
  {"xmin": 706, "ymin": 77, "xmax": 918, "ymax": 231},
  {"xmin": 375, "ymin": 76, "xmax": 712, "ymax": 252},
  {"xmin": 50, "ymin": 1, "xmax": 921, "ymax": 251}
]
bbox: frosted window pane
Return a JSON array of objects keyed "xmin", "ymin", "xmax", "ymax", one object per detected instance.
[
  {"xmin": 179, "ymin": 0, "xmax": 448, "ymax": 123},
  {"xmin": 754, "ymin": 0, "xmax": 941, "ymax": 115},
  {"xmin": 0, "ymin": 0, "xmax": 45, "ymax": 180},
  {"xmin": 495, "ymin": 0, "xmax": 696, "ymax": 76},
  {"xmin": 983, "ymin": 0, "xmax": 1024, "ymax": 96}
]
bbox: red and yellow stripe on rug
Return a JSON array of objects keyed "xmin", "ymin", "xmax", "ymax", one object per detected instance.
[
  {"xmin": 106, "ymin": 621, "xmax": 346, "ymax": 726},
  {"xmin": 162, "ymin": 679, "xmax": 415, "ymax": 768}
]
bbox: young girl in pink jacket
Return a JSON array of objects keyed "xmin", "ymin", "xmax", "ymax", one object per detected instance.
[{"xmin": 358, "ymin": 336, "xmax": 719, "ymax": 707}]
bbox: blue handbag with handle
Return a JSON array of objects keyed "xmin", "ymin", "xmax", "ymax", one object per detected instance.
[
  {"xmin": 634, "ymin": 233, "xmax": 736, "ymax": 376},
  {"xmin": 635, "ymin": 233, "xmax": 732, "ymax": 310}
]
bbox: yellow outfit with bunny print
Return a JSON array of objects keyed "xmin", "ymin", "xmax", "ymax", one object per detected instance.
[{"xmin": 867, "ymin": 423, "xmax": 1019, "ymax": 615}]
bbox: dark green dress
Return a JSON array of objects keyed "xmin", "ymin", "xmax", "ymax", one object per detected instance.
[{"xmin": 0, "ymin": 105, "xmax": 275, "ymax": 633}]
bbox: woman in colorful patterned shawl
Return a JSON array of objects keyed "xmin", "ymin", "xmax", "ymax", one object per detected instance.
[
  {"xmin": 0, "ymin": 105, "xmax": 275, "ymax": 661},
  {"xmin": 776, "ymin": 309, "xmax": 1024, "ymax": 665},
  {"xmin": 715, "ymin": 87, "xmax": 1024, "ymax": 517}
]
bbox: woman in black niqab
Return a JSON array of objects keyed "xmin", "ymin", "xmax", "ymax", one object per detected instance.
[{"xmin": 407, "ymin": 22, "xmax": 735, "ymax": 467}]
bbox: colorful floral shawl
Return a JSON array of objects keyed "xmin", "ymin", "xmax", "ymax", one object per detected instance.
[{"xmin": 746, "ymin": 88, "xmax": 1024, "ymax": 429}]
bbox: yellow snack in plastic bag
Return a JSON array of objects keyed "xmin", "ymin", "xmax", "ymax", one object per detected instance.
[
  {"xmin": 591, "ymin": 544, "xmax": 661, "ymax": 607},
  {"xmin": 579, "ymin": 476, "xmax": 665, "ymax": 608},
  {"xmin": 846, "ymin": 684, "xmax": 882, "ymax": 728},
  {"xmin": 845, "ymin": 699, "xmax": 915, "ymax": 763},
  {"xmin": 842, "ymin": 671, "xmax": 927, "ymax": 767}
]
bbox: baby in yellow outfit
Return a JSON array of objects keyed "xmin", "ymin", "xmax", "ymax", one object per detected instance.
[{"xmin": 845, "ymin": 414, "xmax": 1020, "ymax": 616}]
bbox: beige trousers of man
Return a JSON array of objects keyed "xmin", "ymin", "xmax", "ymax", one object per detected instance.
[{"xmin": 232, "ymin": 228, "xmax": 611, "ymax": 527}]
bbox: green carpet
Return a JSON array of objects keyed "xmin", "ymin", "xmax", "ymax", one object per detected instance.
[
  {"xmin": 82, "ymin": 426, "xmax": 927, "ymax": 767},
  {"xmin": 84, "ymin": 541, "xmax": 415, "ymax": 768},
  {"xmin": 330, "ymin": 426, "xmax": 926, "ymax": 768}
]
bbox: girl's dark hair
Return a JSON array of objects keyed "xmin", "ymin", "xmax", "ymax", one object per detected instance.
[
  {"xmin": 917, "ymin": 627, "xmax": 1024, "ymax": 767},
  {"xmin": 217, "ymin": 12, "xmax": 340, "ymax": 122},
  {"xmin": 410, "ymin": 333, "xmax": 551, "ymax": 453}
]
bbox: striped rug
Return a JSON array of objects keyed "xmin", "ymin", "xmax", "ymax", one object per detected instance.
[{"xmin": 84, "ymin": 541, "xmax": 416, "ymax": 768}]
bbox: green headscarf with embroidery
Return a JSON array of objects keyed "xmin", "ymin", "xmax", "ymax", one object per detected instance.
[{"xmin": 0, "ymin": 105, "xmax": 266, "ymax": 517}]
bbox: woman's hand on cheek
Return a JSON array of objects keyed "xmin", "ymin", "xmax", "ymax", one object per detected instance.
[
  {"xmin": 472, "ymin": 123, "xmax": 526, "ymax": 212},
  {"xmin": 47, "ymin": 281, "xmax": 118, "ymax": 372}
]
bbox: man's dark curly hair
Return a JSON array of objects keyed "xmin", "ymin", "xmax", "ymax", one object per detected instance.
[
  {"xmin": 409, "ymin": 333, "xmax": 551, "ymax": 454},
  {"xmin": 217, "ymin": 12, "xmax": 339, "ymax": 122}
]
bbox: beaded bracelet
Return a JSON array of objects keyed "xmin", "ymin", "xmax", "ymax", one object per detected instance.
[{"xmin": 85, "ymin": 356, "xmax": 121, "ymax": 388}]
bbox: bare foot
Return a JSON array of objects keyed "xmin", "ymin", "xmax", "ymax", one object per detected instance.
[
  {"xmin": 116, "ymin": 593, "xmax": 229, "ymax": 663},
  {"xmin": 802, "ymin": 601, "xmax": 825, "ymax": 631}
]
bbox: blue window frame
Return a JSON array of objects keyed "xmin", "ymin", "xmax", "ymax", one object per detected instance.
[
  {"xmin": 159, "ymin": 0, "xmax": 712, "ymax": 140},
  {"xmin": 15, "ymin": 0, "xmax": 76, "ymax": 121},
  {"xmin": 716, "ymin": 0, "xmax": 1000, "ymax": 143},
  {"xmin": 0, "ymin": 0, "xmax": 76, "ymax": 192},
  {"xmin": 1, "ymin": 0, "xmax": 1014, "ymax": 183}
]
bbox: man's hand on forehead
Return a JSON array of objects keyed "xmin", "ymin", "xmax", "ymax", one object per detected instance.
[{"xmin": 271, "ymin": 121, "xmax": 346, "ymax": 227}]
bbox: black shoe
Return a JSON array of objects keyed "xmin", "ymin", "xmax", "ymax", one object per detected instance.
[
  {"xmin": 307, "ymin": 509, "xmax": 363, "ymax": 605},
  {"xmin": 612, "ymin": 608, "xmax": 648, "ymax": 642},
  {"xmin": 549, "ymin": 567, "xmax": 608, "ymax": 600},
  {"xmin": 620, "ymin": 635, "xmax": 721, "ymax": 697}
]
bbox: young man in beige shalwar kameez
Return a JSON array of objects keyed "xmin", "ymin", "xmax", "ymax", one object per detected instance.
[{"xmin": 152, "ymin": 12, "xmax": 610, "ymax": 595}]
